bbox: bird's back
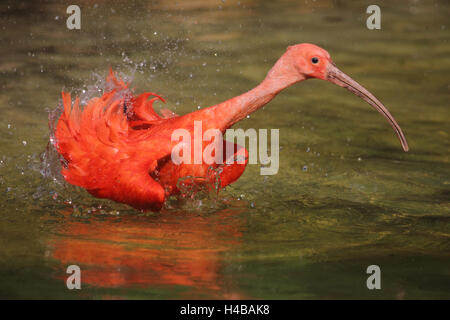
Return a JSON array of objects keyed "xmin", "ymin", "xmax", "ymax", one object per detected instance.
[{"xmin": 54, "ymin": 70, "xmax": 173, "ymax": 209}]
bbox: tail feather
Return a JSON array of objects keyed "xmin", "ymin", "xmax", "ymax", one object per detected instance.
[{"xmin": 54, "ymin": 70, "xmax": 169, "ymax": 193}]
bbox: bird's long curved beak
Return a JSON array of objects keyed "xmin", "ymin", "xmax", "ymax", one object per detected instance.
[{"xmin": 326, "ymin": 62, "xmax": 409, "ymax": 152}]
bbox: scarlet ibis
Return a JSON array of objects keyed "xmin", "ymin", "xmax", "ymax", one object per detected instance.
[{"xmin": 54, "ymin": 43, "xmax": 409, "ymax": 211}]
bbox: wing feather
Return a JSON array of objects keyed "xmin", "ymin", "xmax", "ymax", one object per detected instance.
[{"xmin": 54, "ymin": 70, "xmax": 177, "ymax": 209}]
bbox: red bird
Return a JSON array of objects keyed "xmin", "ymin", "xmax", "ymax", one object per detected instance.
[{"xmin": 54, "ymin": 43, "xmax": 409, "ymax": 211}]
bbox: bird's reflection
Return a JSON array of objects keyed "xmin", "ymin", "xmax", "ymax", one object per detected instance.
[{"xmin": 46, "ymin": 206, "xmax": 245, "ymax": 298}]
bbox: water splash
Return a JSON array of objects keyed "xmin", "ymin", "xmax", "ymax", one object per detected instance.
[
  {"xmin": 167, "ymin": 165, "xmax": 225, "ymax": 213},
  {"xmin": 166, "ymin": 159, "xmax": 250, "ymax": 214}
]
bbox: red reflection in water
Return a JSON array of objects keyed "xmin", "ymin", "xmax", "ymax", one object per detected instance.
[{"xmin": 46, "ymin": 207, "xmax": 246, "ymax": 298}]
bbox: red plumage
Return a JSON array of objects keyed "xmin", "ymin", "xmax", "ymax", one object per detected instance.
[{"xmin": 55, "ymin": 70, "xmax": 247, "ymax": 210}]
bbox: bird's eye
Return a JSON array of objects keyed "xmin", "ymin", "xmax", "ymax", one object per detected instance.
[{"xmin": 311, "ymin": 57, "xmax": 319, "ymax": 64}]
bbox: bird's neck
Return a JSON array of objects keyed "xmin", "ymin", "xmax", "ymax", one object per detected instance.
[{"xmin": 211, "ymin": 53, "xmax": 305, "ymax": 129}]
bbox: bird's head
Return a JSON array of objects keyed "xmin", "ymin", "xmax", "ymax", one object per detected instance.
[
  {"xmin": 284, "ymin": 43, "xmax": 409, "ymax": 152},
  {"xmin": 287, "ymin": 43, "xmax": 331, "ymax": 80}
]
